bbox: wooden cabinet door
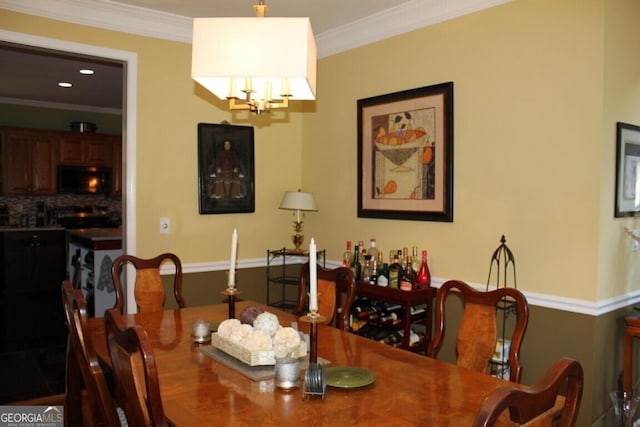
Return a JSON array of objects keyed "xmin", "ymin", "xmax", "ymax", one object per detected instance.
[
  {"xmin": 30, "ymin": 134, "xmax": 57, "ymax": 195},
  {"xmin": 112, "ymin": 136, "xmax": 122, "ymax": 196},
  {"xmin": 84, "ymin": 137, "xmax": 112, "ymax": 166},
  {"xmin": 1, "ymin": 131, "xmax": 32, "ymax": 195},
  {"xmin": 59, "ymin": 135, "xmax": 83, "ymax": 165},
  {"xmin": 59, "ymin": 134, "xmax": 112, "ymax": 166}
]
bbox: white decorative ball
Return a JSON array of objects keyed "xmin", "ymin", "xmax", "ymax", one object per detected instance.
[{"xmin": 253, "ymin": 312, "xmax": 281, "ymax": 337}]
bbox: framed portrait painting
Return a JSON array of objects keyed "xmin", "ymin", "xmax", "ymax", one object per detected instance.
[
  {"xmin": 357, "ymin": 82, "xmax": 454, "ymax": 222},
  {"xmin": 615, "ymin": 122, "xmax": 640, "ymax": 217},
  {"xmin": 198, "ymin": 123, "xmax": 255, "ymax": 214}
]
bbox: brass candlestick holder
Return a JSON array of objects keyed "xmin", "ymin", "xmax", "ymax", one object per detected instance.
[
  {"xmin": 220, "ymin": 287, "xmax": 242, "ymax": 319},
  {"xmin": 300, "ymin": 310, "xmax": 327, "ymax": 399},
  {"xmin": 299, "ymin": 310, "xmax": 326, "ymax": 364}
]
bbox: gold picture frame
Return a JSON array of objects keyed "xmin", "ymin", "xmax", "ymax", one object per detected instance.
[{"xmin": 357, "ymin": 82, "xmax": 454, "ymax": 222}]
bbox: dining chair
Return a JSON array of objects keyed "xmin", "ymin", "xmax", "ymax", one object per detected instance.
[
  {"xmin": 472, "ymin": 357, "xmax": 584, "ymax": 427},
  {"xmin": 61, "ymin": 280, "xmax": 121, "ymax": 427},
  {"xmin": 427, "ymin": 279, "xmax": 529, "ymax": 383},
  {"xmin": 292, "ymin": 263, "xmax": 356, "ymax": 330},
  {"xmin": 104, "ymin": 308, "xmax": 171, "ymax": 427},
  {"xmin": 111, "ymin": 253, "xmax": 185, "ymax": 314}
]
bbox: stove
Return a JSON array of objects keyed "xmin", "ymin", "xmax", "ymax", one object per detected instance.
[
  {"xmin": 57, "ymin": 214, "xmax": 119, "ymax": 229},
  {"xmin": 55, "ymin": 206, "xmax": 120, "ymax": 229}
]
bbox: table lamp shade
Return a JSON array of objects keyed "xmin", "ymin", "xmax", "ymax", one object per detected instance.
[{"xmin": 279, "ymin": 191, "xmax": 317, "ymax": 212}]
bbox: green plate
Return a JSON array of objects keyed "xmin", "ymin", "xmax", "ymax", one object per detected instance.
[{"xmin": 325, "ymin": 366, "xmax": 376, "ymax": 388}]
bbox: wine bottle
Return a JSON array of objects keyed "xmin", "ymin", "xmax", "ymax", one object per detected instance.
[
  {"xmin": 400, "ymin": 252, "xmax": 416, "ymax": 291},
  {"xmin": 362, "ymin": 255, "xmax": 372, "ymax": 283},
  {"xmin": 376, "ymin": 262, "xmax": 389, "ymax": 287},
  {"xmin": 351, "ymin": 245, "xmax": 362, "ymax": 282},
  {"xmin": 416, "ymin": 250, "xmax": 431, "ymax": 288},
  {"xmin": 342, "ymin": 240, "xmax": 353, "ymax": 267},
  {"xmin": 388, "ymin": 253, "xmax": 403, "ymax": 289}
]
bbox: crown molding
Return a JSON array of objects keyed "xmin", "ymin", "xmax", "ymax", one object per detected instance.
[
  {"xmin": 1, "ymin": 0, "xmax": 193, "ymax": 43},
  {"xmin": 2, "ymin": 0, "xmax": 511, "ymax": 57},
  {"xmin": 316, "ymin": 0, "xmax": 511, "ymax": 57},
  {"xmin": 0, "ymin": 96, "xmax": 122, "ymax": 114}
]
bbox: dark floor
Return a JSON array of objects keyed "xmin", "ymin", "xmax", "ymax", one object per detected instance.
[{"xmin": 0, "ymin": 344, "xmax": 66, "ymax": 403}]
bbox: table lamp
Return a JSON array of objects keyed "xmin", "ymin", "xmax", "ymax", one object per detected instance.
[{"xmin": 279, "ymin": 190, "xmax": 317, "ymax": 253}]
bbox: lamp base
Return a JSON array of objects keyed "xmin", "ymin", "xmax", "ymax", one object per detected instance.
[{"xmin": 292, "ymin": 233, "xmax": 304, "ymax": 253}]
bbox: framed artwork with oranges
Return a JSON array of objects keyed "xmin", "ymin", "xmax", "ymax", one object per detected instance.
[{"xmin": 357, "ymin": 82, "xmax": 454, "ymax": 222}]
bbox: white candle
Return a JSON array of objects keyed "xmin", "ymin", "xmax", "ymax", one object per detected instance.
[
  {"xmin": 229, "ymin": 228, "xmax": 237, "ymax": 287},
  {"xmin": 309, "ymin": 238, "xmax": 317, "ymax": 311}
]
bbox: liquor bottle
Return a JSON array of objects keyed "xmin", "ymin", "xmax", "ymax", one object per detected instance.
[
  {"xmin": 411, "ymin": 246, "xmax": 420, "ymax": 273},
  {"xmin": 376, "ymin": 261, "xmax": 389, "ymax": 287},
  {"xmin": 362, "ymin": 255, "xmax": 372, "ymax": 283},
  {"xmin": 342, "ymin": 240, "xmax": 353, "ymax": 267},
  {"xmin": 388, "ymin": 253, "xmax": 403, "ymax": 289},
  {"xmin": 351, "ymin": 245, "xmax": 362, "ymax": 282},
  {"xmin": 416, "ymin": 250, "xmax": 431, "ymax": 288},
  {"xmin": 400, "ymin": 251, "xmax": 416, "ymax": 291},
  {"xmin": 402, "ymin": 247, "xmax": 409, "ymax": 267},
  {"xmin": 367, "ymin": 238, "xmax": 380, "ymax": 266},
  {"xmin": 357, "ymin": 240, "xmax": 366, "ymax": 264},
  {"xmin": 369, "ymin": 253, "xmax": 379, "ymax": 285}
]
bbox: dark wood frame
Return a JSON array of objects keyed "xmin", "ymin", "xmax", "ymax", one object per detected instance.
[
  {"xmin": 615, "ymin": 122, "xmax": 640, "ymax": 217},
  {"xmin": 198, "ymin": 123, "xmax": 255, "ymax": 214},
  {"xmin": 357, "ymin": 82, "xmax": 454, "ymax": 222}
]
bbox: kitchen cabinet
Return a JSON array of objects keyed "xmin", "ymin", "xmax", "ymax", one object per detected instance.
[
  {"xmin": 0, "ymin": 228, "xmax": 67, "ymax": 351},
  {"xmin": 59, "ymin": 133, "xmax": 113, "ymax": 166},
  {"xmin": 67, "ymin": 228, "xmax": 123, "ymax": 318},
  {"xmin": 0, "ymin": 129, "xmax": 57, "ymax": 196}
]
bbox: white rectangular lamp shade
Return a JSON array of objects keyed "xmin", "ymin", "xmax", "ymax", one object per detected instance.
[{"xmin": 192, "ymin": 17, "xmax": 317, "ymax": 101}]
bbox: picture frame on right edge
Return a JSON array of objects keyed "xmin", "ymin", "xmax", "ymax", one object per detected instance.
[{"xmin": 615, "ymin": 122, "xmax": 640, "ymax": 217}]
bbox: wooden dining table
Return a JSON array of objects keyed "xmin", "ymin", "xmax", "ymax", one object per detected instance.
[{"xmin": 87, "ymin": 300, "xmax": 520, "ymax": 426}]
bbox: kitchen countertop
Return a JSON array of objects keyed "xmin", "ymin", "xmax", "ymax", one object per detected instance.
[
  {"xmin": 0, "ymin": 226, "xmax": 65, "ymax": 232},
  {"xmin": 67, "ymin": 227, "xmax": 122, "ymax": 241}
]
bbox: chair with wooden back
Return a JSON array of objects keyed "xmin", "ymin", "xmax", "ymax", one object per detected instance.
[
  {"xmin": 61, "ymin": 280, "xmax": 121, "ymax": 427},
  {"xmin": 427, "ymin": 279, "xmax": 529, "ymax": 383},
  {"xmin": 111, "ymin": 253, "xmax": 185, "ymax": 314},
  {"xmin": 473, "ymin": 357, "xmax": 584, "ymax": 427},
  {"xmin": 292, "ymin": 263, "xmax": 356, "ymax": 330},
  {"xmin": 104, "ymin": 308, "xmax": 170, "ymax": 427}
]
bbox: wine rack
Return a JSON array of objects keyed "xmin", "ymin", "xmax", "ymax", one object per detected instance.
[{"xmin": 350, "ymin": 282, "xmax": 436, "ymax": 353}]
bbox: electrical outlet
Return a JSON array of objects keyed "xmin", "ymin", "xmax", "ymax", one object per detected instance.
[
  {"xmin": 159, "ymin": 217, "xmax": 170, "ymax": 234},
  {"xmin": 633, "ymin": 229, "xmax": 639, "ymax": 252}
]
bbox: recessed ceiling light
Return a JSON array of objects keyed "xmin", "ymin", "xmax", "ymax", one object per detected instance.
[
  {"xmin": 58, "ymin": 82, "xmax": 72, "ymax": 88},
  {"xmin": 79, "ymin": 69, "xmax": 94, "ymax": 75}
]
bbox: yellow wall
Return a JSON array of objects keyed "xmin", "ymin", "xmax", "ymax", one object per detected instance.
[
  {"xmin": 599, "ymin": 0, "xmax": 640, "ymax": 300},
  {"xmin": 303, "ymin": 0, "xmax": 638, "ymax": 302},
  {"xmin": 2, "ymin": 0, "xmax": 640, "ymax": 303}
]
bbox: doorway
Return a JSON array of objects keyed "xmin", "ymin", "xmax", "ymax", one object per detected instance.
[{"xmin": 0, "ymin": 29, "xmax": 137, "ymax": 402}]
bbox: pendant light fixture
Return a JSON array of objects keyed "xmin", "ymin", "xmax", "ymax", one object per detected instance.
[{"xmin": 191, "ymin": 1, "xmax": 317, "ymax": 114}]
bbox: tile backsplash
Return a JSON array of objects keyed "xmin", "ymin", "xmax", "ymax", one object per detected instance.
[{"xmin": 0, "ymin": 194, "xmax": 121, "ymax": 226}]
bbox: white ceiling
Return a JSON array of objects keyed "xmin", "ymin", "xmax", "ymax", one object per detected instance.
[{"xmin": 0, "ymin": 0, "xmax": 509, "ymax": 112}]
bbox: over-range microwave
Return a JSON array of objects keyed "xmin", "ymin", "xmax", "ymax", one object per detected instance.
[{"xmin": 57, "ymin": 165, "xmax": 112, "ymax": 195}]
